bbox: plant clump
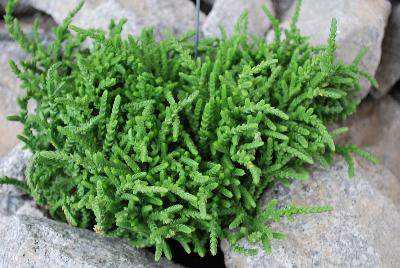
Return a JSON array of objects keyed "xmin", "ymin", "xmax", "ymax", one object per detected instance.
[{"xmin": 1, "ymin": 0, "xmax": 378, "ymax": 261}]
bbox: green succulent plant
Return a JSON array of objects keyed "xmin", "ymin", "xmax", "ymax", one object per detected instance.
[{"xmin": 1, "ymin": 0, "xmax": 378, "ymax": 261}]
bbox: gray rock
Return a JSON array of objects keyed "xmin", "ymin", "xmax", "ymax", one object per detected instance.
[
  {"xmin": 202, "ymin": 0, "xmax": 274, "ymax": 38},
  {"xmin": 28, "ymin": 0, "xmax": 205, "ymax": 39},
  {"xmin": 267, "ymin": 0, "xmax": 391, "ymax": 99},
  {"xmin": 0, "ymin": 0, "xmax": 34, "ymax": 15},
  {"xmin": 0, "ymin": 144, "xmax": 33, "ymax": 215},
  {"xmin": 14, "ymin": 200, "xmax": 44, "ymax": 217},
  {"xmin": 222, "ymin": 159, "xmax": 400, "ymax": 267},
  {"xmin": 341, "ymin": 95, "xmax": 400, "ymax": 179},
  {"xmin": 0, "ymin": 214, "xmax": 181, "ymax": 268},
  {"xmin": 374, "ymin": 3, "xmax": 400, "ymax": 97},
  {"xmin": 0, "ymin": 144, "xmax": 31, "ymax": 182}
]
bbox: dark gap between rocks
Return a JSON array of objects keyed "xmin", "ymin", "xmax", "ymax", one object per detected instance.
[
  {"xmin": 389, "ymin": 79, "xmax": 400, "ymax": 103},
  {"xmin": 189, "ymin": 0, "xmax": 213, "ymax": 15},
  {"xmin": 147, "ymin": 240, "xmax": 226, "ymax": 268}
]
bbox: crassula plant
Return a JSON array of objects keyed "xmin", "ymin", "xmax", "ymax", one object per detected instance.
[{"xmin": 0, "ymin": 0, "xmax": 378, "ymax": 261}]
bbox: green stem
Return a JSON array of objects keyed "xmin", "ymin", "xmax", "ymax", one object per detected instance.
[{"xmin": 0, "ymin": 176, "xmax": 30, "ymax": 193}]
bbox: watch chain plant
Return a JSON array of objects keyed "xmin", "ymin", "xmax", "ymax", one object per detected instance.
[{"xmin": 1, "ymin": 0, "xmax": 378, "ymax": 261}]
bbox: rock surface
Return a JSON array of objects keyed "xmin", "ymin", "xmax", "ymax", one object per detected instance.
[
  {"xmin": 0, "ymin": 214, "xmax": 181, "ymax": 268},
  {"xmin": 374, "ymin": 3, "xmax": 400, "ymax": 97},
  {"xmin": 222, "ymin": 159, "xmax": 400, "ymax": 267},
  {"xmin": 0, "ymin": 144, "xmax": 35, "ymax": 216},
  {"xmin": 28, "ymin": 0, "xmax": 204, "ymax": 39},
  {"xmin": 202, "ymin": 0, "xmax": 274, "ymax": 38},
  {"xmin": 268, "ymin": 0, "xmax": 391, "ymax": 99},
  {"xmin": 342, "ymin": 95, "xmax": 400, "ymax": 179}
]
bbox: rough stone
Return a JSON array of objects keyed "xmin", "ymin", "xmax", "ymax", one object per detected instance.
[
  {"xmin": 222, "ymin": 159, "xmax": 400, "ymax": 267},
  {"xmin": 14, "ymin": 200, "xmax": 44, "ymax": 217},
  {"xmin": 202, "ymin": 0, "xmax": 274, "ymax": 38},
  {"xmin": 341, "ymin": 95, "xmax": 400, "ymax": 179},
  {"xmin": 268, "ymin": 0, "xmax": 391, "ymax": 99},
  {"xmin": 0, "ymin": 144, "xmax": 33, "ymax": 215},
  {"xmin": 374, "ymin": 3, "xmax": 400, "ymax": 97},
  {"xmin": 0, "ymin": 214, "xmax": 181, "ymax": 268},
  {"xmin": 28, "ymin": 0, "xmax": 205, "ymax": 40}
]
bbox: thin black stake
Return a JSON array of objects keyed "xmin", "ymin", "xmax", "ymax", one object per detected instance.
[{"xmin": 194, "ymin": 0, "xmax": 201, "ymax": 58}]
